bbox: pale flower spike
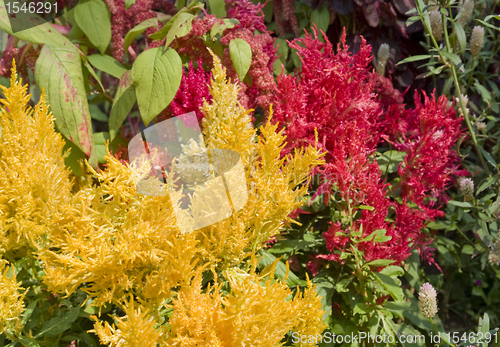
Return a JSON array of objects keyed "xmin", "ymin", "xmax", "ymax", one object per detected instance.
[{"xmin": 418, "ymin": 282, "xmax": 439, "ymax": 319}]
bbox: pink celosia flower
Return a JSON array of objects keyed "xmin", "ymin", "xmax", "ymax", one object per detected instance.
[
  {"xmin": 103, "ymin": 0, "xmax": 176, "ymax": 62},
  {"xmin": 157, "ymin": 59, "xmax": 212, "ymax": 128}
]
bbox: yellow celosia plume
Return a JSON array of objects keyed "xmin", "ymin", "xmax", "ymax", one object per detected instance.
[
  {"xmin": 0, "ymin": 57, "xmax": 326, "ymax": 346},
  {"xmin": 0, "ymin": 260, "xmax": 26, "ymax": 336},
  {"xmin": 0, "ymin": 61, "xmax": 74, "ymax": 254}
]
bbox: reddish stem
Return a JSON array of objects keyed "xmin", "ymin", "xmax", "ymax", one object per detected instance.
[{"xmin": 51, "ymin": 23, "xmax": 71, "ymax": 35}]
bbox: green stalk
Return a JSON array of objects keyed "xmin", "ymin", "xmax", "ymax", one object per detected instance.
[
  {"xmin": 429, "ymin": 318, "xmax": 455, "ymax": 347},
  {"xmin": 440, "ymin": 10, "xmax": 490, "ymax": 175},
  {"xmin": 416, "ymin": 0, "xmax": 490, "ymax": 175}
]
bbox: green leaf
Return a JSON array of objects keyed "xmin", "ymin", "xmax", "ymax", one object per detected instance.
[
  {"xmin": 109, "ymin": 70, "xmax": 136, "ymax": 140},
  {"xmin": 406, "ymin": 15, "xmax": 421, "ymax": 27},
  {"xmin": 35, "ymin": 44, "xmax": 94, "ymax": 157},
  {"xmin": 83, "ymin": 60, "xmax": 105, "ymax": 92},
  {"xmin": 125, "ymin": 0, "xmax": 136, "ymax": 9},
  {"xmin": 479, "ymin": 146, "xmax": 497, "ymax": 168},
  {"xmin": 404, "ymin": 250, "xmax": 420, "ymax": 288},
  {"xmin": 353, "ymin": 303, "xmax": 373, "ymax": 315},
  {"xmin": 61, "ymin": 133, "xmax": 87, "ymax": 176},
  {"xmin": 476, "ymin": 18, "xmax": 500, "ymax": 32},
  {"xmin": 479, "ymin": 313, "xmax": 490, "ymax": 347},
  {"xmin": 165, "ymin": 13, "xmax": 195, "ymax": 48},
  {"xmin": 123, "ymin": 18, "xmax": 159, "ymax": 52},
  {"xmin": 474, "ymin": 81, "xmax": 492, "ymax": 105},
  {"xmin": 257, "ymin": 250, "xmax": 307, "ymax": 287},
  {"xmin": 454, "ymin": 21, "xmax": 467, "ymax": 52},
  {"xmin": 397, "ymin": 54, "xmax": 432, "ymax": 65},
  {"xmin": 89, "ymin": 104, "xmax": 108, "ymax": 122},
  {"xmin": 148, "ymin": 2, "xmax": 203, "ymax": 41},
  {"xmin": 315, "ymin": 284, "xmax": 334, "ymax": 323},
  {"xmin": 35, "ymin": 308, "xmax": 80, "ymax": 338},
  {"xmin": 427, "ymin": 220, "xmax": 451, "ymax": 229},
  {"xmin": 210, "ymin": 18, "xmax": 239, "ymax": 38},
  {"xmin": 132, "ymin": 47, "xmax": 182, "ymax": 125},
  {"xmin": 358, "ymin": 205, "xmax": 374, "ymax": 210},
  {"xmin": 208, "ymin": 0, "xmax": 227, "ymax": 18},
  {"xmin": 373, "ymin": 272, "xmax": 404, "ymax": 301},
  {"xmin": 267, "ymin": 240, "xmax": 310, "ymax": 254},
  {"xmin": 16, "ymin": 337, "xmax": 41, "ymax": 347},
  {"xmin": 94, "ymin": 132, "xmax": 110, "ymax": 163},
  {"xmin": 380, "ymin": 266, "xmax": 404, "ymax": 278},
  {"xmin": 21, "ymin": 300, "xmax": 39, "ymax": 326},
  {"xmin": 87, "ymin": 54, "xmax": 127, "ymax": 79},
  {"xmin": 441, "ymin": 50, "xmax": 463, "ymax": 68},
  {"xmin": 448, "ymin": 200, "xmax": 474, "ymax": 208},
  {"xmin": 275, "ymin": 37, "xmax": 289, "ymax": 61},
  {"xmin": 75, "ymin": 0, "xmax": 112, "ymax": 54},
  {"xmin": 229, "ymin": 38, "xmax": 252, "ymax": 81},
  {"xmin": 365, "ymin": 259, "xmax": 395, "ymax": 267},
  {"xmin": 0, "ymin": 1, "xmax": 72, "ymax": 47},
  {"xmin": 310, "ymin": 4, "xmax": 330, "ymax": 33},
  {"xmin": 359, "ymin": 228, "xmax": 388, "ymax": 242}
]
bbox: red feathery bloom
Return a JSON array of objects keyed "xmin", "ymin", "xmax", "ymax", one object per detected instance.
[
  {"xmin": 157, "ymin": 58, "xmax": 212, "ymax": 128},
  {"xmin": 272, "ymin": 28, "xmax": 465, "ymax": 266}
]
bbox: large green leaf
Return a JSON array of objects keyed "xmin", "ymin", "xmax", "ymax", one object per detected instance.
[
  {"xmin": 35, "ymin": 44, "xmax": 94, "ymax": 157},
  {"xmin": 132, "ymin": 47, "xmax": 182, "ymax": 125},
  {"xmin": 208, "ymin": 0, "xmax": 227, "ymax": 18},
  {"xmin": 229, "ymin": 38, "xmax": 252, "ymax": 81},
  {"xmin": 310, "ymin": 4, "xmax": 330, "ymax": 33},
  {"xmin": 0, "ymin": 0, "xmax": 71, "ymax": 47},
  {"xmin": 257, "ymin": 250, "xmax": 307, "ymax": 287},
  {"xmin": 109, "ymin": 70, "xmax": 136, "ymax": 140},
  {"xmin": 87, "ymin": 54, "xmax": 127, "ymax": 79},
  {"xmin": 123, "ymin": 18, "xmax": 159, "ymax": 52},
  {"xmin": 74, "ymin": 0, "xmax": 111, "ymax": 54},
  {"xmin": 94, "ymin": 132, "xmax": 110, "ymax": 163},
  {"xmin": 164, "ymin": 12, "xmax": 195, "ymax": 47},
  {"xmin": 148, "ymin": 1, "xmax": 203, "ymax": 41},
  {"xmin": 210, "ymin": 18, "xmax": 239, "ymax": 38},
  {"xmin": 34, "ymin": 308, "xmax": 80, "ymax": 338}
]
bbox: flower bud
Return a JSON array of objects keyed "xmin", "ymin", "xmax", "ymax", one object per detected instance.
[
  {"xmin": 418, "ymin": 283, "xmax": 438, "ymax": 318},
  {"xmin": 488, "ymin": 240, "xmax": 500, "ymax": 266},
  {"xmin": 475, "ymin": 121, "xmax": 486, "ymax": 132},
  {"xmin": 457, "ymin": 0, "xmax": 474, "ymax": 27},
  {"xmin": 376, "ymin": 43, "xmax": 390, "ymax": 75},
  {"xmin": 470, "ymin": 26, "xmax": 485, "ymax": 57},
  {"xmin": 430, "ymin": 11, "xmax": 443, "ymax": 41},
  {"xmin": 458, "ymin": 177, "xmax": 474, "ymax": 201}
]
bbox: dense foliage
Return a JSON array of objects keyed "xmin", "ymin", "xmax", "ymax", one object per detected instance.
[{"xmin": 1, "ymin": 0, "xmax": 500, "ymax": 346}]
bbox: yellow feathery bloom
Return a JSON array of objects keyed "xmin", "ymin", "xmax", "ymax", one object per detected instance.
[
  {"xmin": 198, "ymin": 51, "xmax": 325, "ymax": 268},
  {"xmin": 0, "ymin": 61, "xmax": 74, "ymax": 253},
  {"xmin": 38, "ymin": 151, "xmax": 200, "ymax": 307},
  {"xmin": 164, "ymin": 257, "xmax": 326, "ymax": 347},
  {"xmin": 0, "ymin": 55, "xmax": 326, "ymax": 345},
  {"xmin": 91, "ymin": 295, "xmax": 162, "ymax": 347},
  {"xmin": 0, "ymin": 260, "xmax": 26, "ymax": 335},
  {"xmin": 291, "ymin": 275, "xmax": 328, "ymax": 347}
]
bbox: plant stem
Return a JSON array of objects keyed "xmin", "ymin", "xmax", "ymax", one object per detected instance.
[
  {"xmin": 416, "ymin": 0, "xmax": 491, "ymax": 176},
  {"xmin": 429, "ymin": 318, "xmax": 455, "ymax": 347}
]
